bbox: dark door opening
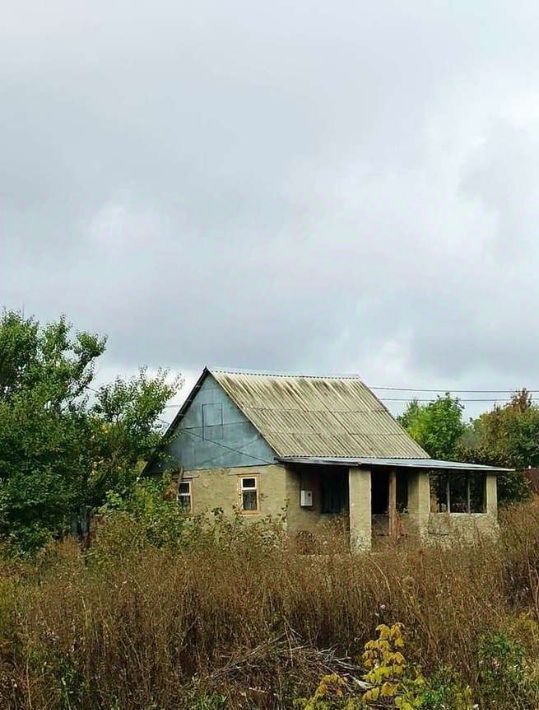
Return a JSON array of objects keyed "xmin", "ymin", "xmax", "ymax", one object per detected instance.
[
  {"xmin": 371, "ymin": 470, "xmax": 389, "ymax": 514},
  {"xmin": 320, "ymin": 468, "xmax": 349, "ymax": 514},
  {"xmin": 371, "ymin": 469, "xmax": 409, "ymax": 514}
]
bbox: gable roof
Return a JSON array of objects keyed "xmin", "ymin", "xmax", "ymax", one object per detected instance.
[{"xmin": 205, "ymin": 368, "xmax": 429, "ymax": 459}]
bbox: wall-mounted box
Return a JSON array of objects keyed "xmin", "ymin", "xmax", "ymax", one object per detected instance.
[{"xmin": 300, "ymin": 490, "xmax": 313, "ymax": 507}]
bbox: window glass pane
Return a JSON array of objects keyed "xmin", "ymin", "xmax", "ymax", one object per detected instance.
[
  {"xmin": 179, "ymin": 482, "xmax": 190, "ymax": 494},
  {"xmin": 449, "ymin": 473, "xmax": 468, "ymax": 512},
  {"xmin": 242, "ymin": 478, "xmax": 256, "ymax": 489},
  {"xmin": 469, "ymin": 474, "xmax": 486, "ymax": 513},
  {"xmin": 179, "ymin": 496, "xmax": 191, "ymax": 513},
  {"xmin": 242, "ymin": 490, "xmax": 257, "ymax": 510}
]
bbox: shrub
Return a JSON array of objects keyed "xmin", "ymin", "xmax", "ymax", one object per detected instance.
[{"xmin": 478, "ymin": 631, "xmax": 539, "ymax": 708}]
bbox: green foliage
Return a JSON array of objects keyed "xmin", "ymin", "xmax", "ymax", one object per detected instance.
[
  {"xmin": 400, "ymin": 390, "xmax": 539, "ymax": 505},
  {"xmin": 0, "ymin": 310, "xmax": 180, "ymax": 553},
  {"xmin": 477, "ymin": 631, "xmax": 539, "ymax": 707},
  {"xmin": 398, "ymin": 395, "xmax": 465, "ymax": 460},
  {"xmin": 96, "ymin": 476, "xmax": 286, "ymax": 562},
  {"xmin": 419, "ymin": 667, "xmax": 474, "ymax": 710},
  {"xmin": 99, "ymin": 476, "xmax": 190, "ymax": 552},
  {"xmin": 188, "ymin": 694, "xmax": 228, "ymax": 709},
  {"xmin": 457, "ymin": 391, "xmax": 534, "ymax": 504}
]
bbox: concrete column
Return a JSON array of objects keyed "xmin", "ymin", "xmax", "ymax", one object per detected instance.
[
  {"xmin": 349, "ymin": 467, "xmax": 371, "ymax": 551},
  {"xmin": 407, "ymin": 470, "xmax": 430, "ymax": 541},
  {"xmin": 388, "ymin": 469, "xmax": 397, "ymax": 540},
  {"xmin": 486, "ymin": 474, "xmax": 498, "ymax": 516}
]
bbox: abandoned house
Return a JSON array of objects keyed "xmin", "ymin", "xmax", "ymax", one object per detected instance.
[{"xmin": 150, "ymin": 368, "xmax": 508, "ymax": 549}]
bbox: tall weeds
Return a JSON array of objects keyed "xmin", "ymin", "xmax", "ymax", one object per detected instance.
[{"xmin": 0, "ymin": 503, "xmax": 539, "ymax": 708}]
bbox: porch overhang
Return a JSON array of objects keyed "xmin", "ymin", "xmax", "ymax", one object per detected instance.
[{"xmin": 277, "ymin": 456, "xmax": 512, "ymax": 473}]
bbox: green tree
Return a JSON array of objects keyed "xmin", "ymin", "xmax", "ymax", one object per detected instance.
[
  {"xmin": 0, "ymin": 310, "xmax": 180, "ymax": 552},
  {"xmin": 398, "ymin": 394, "xmax": 465, "ymax": 460},
  {"xmin": 457, "ymin": 390, "xmax": 533, "ymax": 504}
]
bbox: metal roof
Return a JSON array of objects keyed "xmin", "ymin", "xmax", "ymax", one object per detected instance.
[
  {"xmin": 210, "ymin": 368, "xmax": 429, "ymax": 459},
  {"xmin": 279, "ymin": 456, "xmax": 511, "ymax": 472}
]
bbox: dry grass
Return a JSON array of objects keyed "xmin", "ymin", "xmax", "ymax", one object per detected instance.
[{"xmin": 0, "ymin": 503, "xmax": 539, "ymax": 708}]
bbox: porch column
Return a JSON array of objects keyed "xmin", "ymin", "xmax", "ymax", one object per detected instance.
[
  {"xmin": 349, "ymin": 467, "xmax": 371, "ymax": 551},
  {"xmin": 388, "ymin": 469, "xmax": 397, "ymax": 540},
  {"xmin": 407, "ymin": 469, "xmax": 430, "ymax": 541},
  {"xmin": 486, "ymin": 474, "xmax": 498, "ymax": 516}
]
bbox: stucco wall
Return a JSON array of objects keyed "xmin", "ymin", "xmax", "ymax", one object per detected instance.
[
  {"xmin": 182, "ymin": 463, "xmax": 287, "ymax": 519},
  {"xmin": 285, "ymin": 466, "xmax": 331, "ymax": 532},
  {"xmin": 177, "ymin": 464, "xmax": 498, "ymax": 548},
  {"xmin": 285, "ymin": 466, "xmax": 352, "ymax": 543},
  {"xmin": 424, "ymin": 472, "xmax": 498, "ymax": 542}
]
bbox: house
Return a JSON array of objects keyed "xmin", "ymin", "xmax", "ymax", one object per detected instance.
[{"xmin": 150, "ymin": 367, "xmax": 509, "ymax": 550}]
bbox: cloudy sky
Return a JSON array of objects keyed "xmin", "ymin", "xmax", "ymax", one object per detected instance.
[{"xmin": 2, "ymin": 1, "xmax": 539, "ymax": 418}]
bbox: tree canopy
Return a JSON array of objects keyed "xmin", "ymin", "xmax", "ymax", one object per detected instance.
[
  {"xmin": 398, "ymin": 391, "xmax": 532, "ymax": 505},
  {"xmin": 397, "ymin": 394, "xmax": 466, "ymax": 460},
  {"xmin": 0, "ymin": 310, "xmax": 180, "ymax": 551}
]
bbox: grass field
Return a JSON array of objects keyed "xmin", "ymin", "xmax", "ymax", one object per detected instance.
[{"xmin": 1, "ymin": 502, "xmax": 539, "ymax": 708}]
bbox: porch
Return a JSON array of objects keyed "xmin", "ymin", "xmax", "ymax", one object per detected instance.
[
  {"xmin": 283, "ymin": 457, "xmax": 502, "ymax": 550},
  {"xmin": 285, "ymin": 462, "xmax": 421, "ymax": 549}
]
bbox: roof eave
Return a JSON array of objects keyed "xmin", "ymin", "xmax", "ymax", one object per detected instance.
[{"xmin": 277, "ymin": 456, "xmax": 513, "ymax": 473}]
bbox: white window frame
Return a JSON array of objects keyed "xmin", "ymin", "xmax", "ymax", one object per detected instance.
[
  {"xmin": 178, "ymin": 480, "xmax": 192, "ymax": 513},
  {"xmin": 240, "ymin": 476, "xmax": 259, "ymax": 513}
]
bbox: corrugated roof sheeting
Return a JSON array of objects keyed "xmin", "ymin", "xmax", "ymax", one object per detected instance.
[
  {"xmin": 211, "ymin": 369, "xmax": 429, "ymax": 459},
  {"xmin": 280, "ymin": 456, "xmax": 512, "ymax": 472}
]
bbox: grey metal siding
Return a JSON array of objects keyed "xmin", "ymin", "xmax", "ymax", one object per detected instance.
[{"xmin": 165, "ymin": 374, "xmax": 276, "ymax": 470}]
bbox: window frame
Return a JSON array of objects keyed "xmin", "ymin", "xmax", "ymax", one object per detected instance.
[
  {"xmin": 429, "ymin": 472, "xmax": 486, "ymax": 514},
  {"xmin": 178, "ymin": 479, "xmax": 192, "ymax": 513},
  {"xmin": 239, "ymin": 475, "xmax": 259, "ymax": 514}
]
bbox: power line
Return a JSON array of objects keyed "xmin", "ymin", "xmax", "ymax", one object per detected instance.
[
  {"xmin": 372, "ymin": 386, "xmax": 536, "ymax": 393},
  {"xmin": 380, "ymin": 397, "xmax": 517, "ymax": 403}
]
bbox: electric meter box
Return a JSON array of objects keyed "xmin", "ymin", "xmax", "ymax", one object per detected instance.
[{"xmin": 300, "ymin": 490, "xmax": 313, "ymax": 507}]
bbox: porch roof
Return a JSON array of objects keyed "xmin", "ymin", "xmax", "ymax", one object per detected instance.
[{"xmin": 278, "ymin": 456, "xmax": 512, "ymax": 473}]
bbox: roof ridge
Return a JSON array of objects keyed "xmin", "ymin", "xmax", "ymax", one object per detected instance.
[{"xmin": 208, "ymin": 366, "xmax": 365, "ymax": 380}]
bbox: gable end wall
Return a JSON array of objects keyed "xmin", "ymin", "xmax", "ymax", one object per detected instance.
[{"xmin": 164, "ymin": 374, "xmax": 277, "ymax": 471}]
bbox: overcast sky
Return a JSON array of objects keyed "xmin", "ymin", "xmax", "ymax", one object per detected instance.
[{"xmin": 2, "ymin": 1, "xmax": 539, "ymax": 419}]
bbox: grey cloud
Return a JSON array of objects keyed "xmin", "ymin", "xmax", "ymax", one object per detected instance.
[{"xmin": 2, "ymin": 1, "xmax": 539, "ymax": 416}]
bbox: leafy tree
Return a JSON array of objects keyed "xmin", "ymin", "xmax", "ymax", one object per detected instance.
[
  {"xmin": 398, "ymin": 394, "xmax": 465, "ymax": 460},
  {"xmin": 0, "ymin": 310, "xmax": 180, "ymax": 552},
  {"xmin": 457, "ymin": 390, "xmax": 533, "ymax": 504}
]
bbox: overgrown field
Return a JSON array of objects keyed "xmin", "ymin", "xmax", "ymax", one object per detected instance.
[{"xmin": 1, "ymin": 502, "xmax": 539, "ymax": 709}]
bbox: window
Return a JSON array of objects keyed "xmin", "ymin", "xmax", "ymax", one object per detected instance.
[
  {"xmin": 430, "ymin": 472, "xmax": 486, "ymax": 514},
  {"xmin": 240, "ymin": 477, "xmax": 258, "ymax": 512},
  {"xmin": 178, "ymin": 481, "xmax": 192, "ymax": 513}
]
